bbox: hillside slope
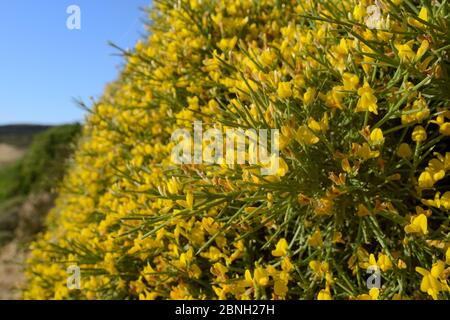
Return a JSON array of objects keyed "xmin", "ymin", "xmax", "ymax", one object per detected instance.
[{"xmin": 0, "ymin": 124, "xmax": 81, "ymax": 299}]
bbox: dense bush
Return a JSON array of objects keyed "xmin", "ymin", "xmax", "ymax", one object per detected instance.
[
  {"xmin": 18, "ymin": 124, "xmax": 82, "ymax": 195},
  {"xmin": 26, "ymin": 0, "xmax": 450, "ymax": 300}
]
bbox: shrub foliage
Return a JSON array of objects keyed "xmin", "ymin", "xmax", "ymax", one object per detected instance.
[{"xmin": 25, "ymin": 0, "xmax": 450, "ymax": 300}]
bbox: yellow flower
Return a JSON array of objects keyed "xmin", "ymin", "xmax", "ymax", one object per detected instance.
[
  {"xmin": 260, "ymin": 49, "xmax": 276, "ymax": 67},
  {"xmin": 416, "ymin": 40, "xmax": 429, "ymax": 61},
  {"xmin": 166, "ymin": 177, "xmax": 181, "ymax": 195},
  {"xmin": 314, "ymin": 197, "xmax": 333, "ymax": 216},
  {"xmin": 308, "ymin": 229, "xmax": 323, "ymax": 247},
  {"xmin": 357, "ymin": 288, "xmax": 380, "ymax": 300},
  {"xmin": 332, "ymin": 231, "xmax": 345, "ymax": 244},
  {"xmin": 404, "ymin": 213, "xmax": 428, "ymax": 235},
  {"xmin": 253, "ymin": 267, "xmax": 269, "ymax": 287},
  {"xmin": 276, "ymin": 157, "xmax": 289, "ymax": 177},
  {"xmin": 303, "ymin": 87, "xmax": 316, "ymax": 105},
  {"xmin": 296, "ymin": 126, "xmax": 319, "ymax": 145},
  {"xmin": 372, "ymin": 253, "xmax": 393, "ymax": 272},
  {"xmin": 397, "ymin": 143, "xmax": 413, "ymax": 159},
  {"xmin": 439, "ymin": 122, "xmax": 450, "ymax": 136},
  {"xmin": 395, "ymin": 41, "xmax": 415, "ymax": 62},
  {"xmin": 186, "ymin": 190, "xmax": 194, "ymax": 210},
  {"xmin": 441, "ymin": 192, "xmax": 450, "ymax": 209},
  {"xmin": 272, "ymin": 238, "xmax": 289, "ymax": 257},
  {"xmin": 325, "ymin": 86, "xmax": 345, "ymax": 109},
  {"xmin": 365, "ymin": 253, "xmax": 393, "ymax": 272},
  {"xmin": 397, "ymin": 259, "xmax": 407, "ymax": 269},
  {"xmin": 446, "ymin": 247, "xmax": 450, "ymax": 265},
  {"xmin": 408, "ymin": 6, "xmax": 428, "ymax": 29},
  {"xmin": 426, "ymin": 159, "xmax": 447, "ymax": 181},
  {"xmin": 342, "ymin": 72, "xmax": 359, "ymax": 91},
  {"xmin": 200, "ymin": 246, "xmax": 223, "ymax": 262},
  {"xmin": 412, "ymin": 125, "xmax": 427, "ymax": 143},
  {"xmin": 356, "ymin": 204, "xmax": 371, "ymax": 217},
  {"xmin": 277, "ymin": 81, "xmax": 292, "ymax": 98},
  {"xmin": 416, "ymin": 261, "xmax": 448, "ymax": 300},
  {"xmin": 317, "ymin": 288, "xmax": 333, "ymax": 300},
  {"xmin": 430, "ymin": 115, "xmax": 450, "ymax": 136},
  {"xmin": 354, "ymin": 143, "xmax": 380, "ymax": 160},
  {"xmin": 103, "ymin": 253, "xmax": 117, "ymax": 274},
  {"xmin": 281, "ymin": 124, "xmax": 295, "ymax": 144},
  {"xmin": 356, "ymin": 81, "xmax": 378, "ymax": 114},
  {"xmin": 418, "ymin": 6, "xmax": 429, "ymax": 21},
  {"xmin": 297, "ymin": 193, "xmax": 311, "ymax": 205},
  {"xmin": 341, "ymin": 158, "xmax": 352, "ymax": 174},
  {"xmin": 281, "ymin": 257, "xmax": 293, "ymax": 272},
  {"xmin": 308, "ymin": 118, "xmax": 322, "ymax": 133},
  {"xmin": 424, "ymin": 191, "xmax": 450, "ymax": 210},
  {"xmin": 308, "ymin": 113, "xmax": 329, "ymax": 133},
  {"xmin": 273, "ymin": 274, "xmax": 289, "ymax": 298},
  {"xmin": 369, "ymin": 288, "xmax": 380, "ymax": 300},
  {"xmin": 309, "ymin": 260, "xmax": 329, "ymax": 278},
  {"xmin": 353, "ymin": 3, "xmax": 366, "ymax": 21},
  {"xmin": 401, "ymin": 95, "xmax": 430, "ymax": 124},
  {"xmin": 369, "ymin": 128, "xmax": 384, "ymax": 146},
  {"xmin": 418, "ymin": 171, "xmax": 435, "ymax": 188},
  {"xmin": 218, "ymin": 36, "xmax": 237, "ymax": 51}
]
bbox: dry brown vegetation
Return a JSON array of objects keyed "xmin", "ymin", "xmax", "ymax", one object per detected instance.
[
  {"xmin": 0, "ymin": 241, "xmax": 26, "ymax": 300},
  {"xmin": 0, "ymin": 144, "xmax": 24, "ymax": 167}
]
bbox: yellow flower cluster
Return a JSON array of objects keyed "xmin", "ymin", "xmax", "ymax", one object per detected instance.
[{"xmin": 25, "ymin": 0, "xmax": 450, "ymax": 300}]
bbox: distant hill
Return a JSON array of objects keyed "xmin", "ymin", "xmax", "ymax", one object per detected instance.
[{"xmin": 0, "ymin": 125, "xmax": 52, "ymax": 148}]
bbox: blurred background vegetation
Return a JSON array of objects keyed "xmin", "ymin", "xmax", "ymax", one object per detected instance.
[
  {"xmin": 0, "ymin": 124, "xmax": 80, "ymax": 246},
  {"xmin": 0, "ymin": 123, "xmax": 80, "ymax": 299}
]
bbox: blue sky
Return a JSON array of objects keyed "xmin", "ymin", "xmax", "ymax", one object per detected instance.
[{"xmin": 0, "ymin": 0, "xmax": 151, "ymax": 125}]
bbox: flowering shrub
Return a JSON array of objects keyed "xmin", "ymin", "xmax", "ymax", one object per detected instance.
[{"xmin": 25, "ymin": 0, "xmax": 450, "ymax": 300}]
